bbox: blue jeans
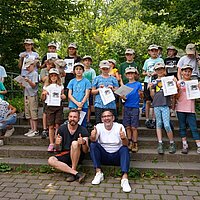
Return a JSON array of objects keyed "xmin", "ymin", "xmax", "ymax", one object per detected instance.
[
  {"xmin": 176, "ymin": 112, "xmax": 200, "ymax": 140},
  {"xmin": 0, "ymin": 114, "xmax": 17, "ymax": 130},
  {"xmin": 90, "ymin": 142, "xmax": 130, "ymax": 173}
]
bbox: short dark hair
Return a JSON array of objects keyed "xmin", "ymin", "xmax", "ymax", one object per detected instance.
[
  {"xmin": 101, "ymin": 109, "xmax": 114, "ymax": 117},
  {"xmin": 68, "ymin": 109, "xmax": 80, "ymax": 117}
]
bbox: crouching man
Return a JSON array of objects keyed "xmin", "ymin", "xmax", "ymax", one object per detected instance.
[
  {"xmin": 48, "ymin": 109, "xmax": 89, "ymax": 183},
  {"xmin": 90, "ymin": 110, "xmax": 131, "ymax": 192}
]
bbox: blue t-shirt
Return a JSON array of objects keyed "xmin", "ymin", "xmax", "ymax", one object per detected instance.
[
  {"xmin": 92, "ymin": 75, "xmax": 119, "ymax": 109},
  {"xmin": 67, "ymin": 77, "xmax": 91, "ymax": 108},
  {"xmin": 124, "ymin": 81, "xmax": 142, "ymax": 108}
]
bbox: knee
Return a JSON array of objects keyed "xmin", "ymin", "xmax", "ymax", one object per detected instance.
[
  {"xmin": 71, "ymin": 141, "xmax": 80, "ymax": 150},
  {"xmin": 48, "ymin": 156, "xmax": 56, "ymax": 166},
  {"xmin": 90, "ymin": 142, "xmax": 98, "ymax": 151},
  {"xmin": 164, "ymin": 125, "xmax": 171, "ymax": 133}
]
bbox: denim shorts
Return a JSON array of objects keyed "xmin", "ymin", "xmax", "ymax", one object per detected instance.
[{"xmin": 123, "ymin": 107, "xmax": 139, "ymax": 128}]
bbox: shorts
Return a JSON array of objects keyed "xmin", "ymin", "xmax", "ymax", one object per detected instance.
[
  {"xmin": 43, "ymin": 102, "xmax": 47, "ymax": 113},
  {"xmin": 144, "ymin": 82, "xmax": 152, "ymax": 102},
  {"xmin": 55, "ymin": 150, "xmax": 85, "ymax": 165},
  {"xmin": 123, "ymin": 107, "xmax": 139, "ymax": 128},
  {"xmin": 24, "ymin": 96, "xmax": 38, "ymax": 120},
  {"xmin": 46, "ymin": 106, "xmax": 63, "ymax": 126}
]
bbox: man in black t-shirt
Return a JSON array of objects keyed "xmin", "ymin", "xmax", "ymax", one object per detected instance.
[{"xmin": 48, "ymin": 109, "xmax": 89, "ymax": 183}]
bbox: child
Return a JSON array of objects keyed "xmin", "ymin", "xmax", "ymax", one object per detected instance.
[
  {"xmin": 40, "ymin": 59, "xmax": 56, "ymax": 139},
  {"xmin": 22, "ymin": 58, "xmax": 39, "ymax": 137},
  {"xmin": 42, "ymin": 68, "xmax": 66, "ymax": 152},
  {"xmin": 175, "ymin": 64, "xmax": 200, "ymax": 154},
  {"xmin": 149, "ymin": 62, "xmax": 176, "ymax": 154},
  {"xmin": 142, "ymin": 44, "xmax": 164, "ymax": 129},
  {"xmin": 67, "ymin": 63, "xmax": 91, "ymax": 127},
  {"xmin": 121, "ymin": 67, "xmax": 143, "ymax": 152},
  {"xmin": 0, "ymin": 81, "xmax": 7, "ymax": 100},
  {"xmin": 82, "ymin": 56, "xmax": 96, "ymax": 128}
]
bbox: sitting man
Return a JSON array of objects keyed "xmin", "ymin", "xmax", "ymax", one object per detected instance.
[
  {"xmin": 0, "ymin": 98, "xmax": 17, "ymax": 137},
  {"xmin": 48, "ymin": 109, "xmax": 89, "ymax": 183},
  {"xmin": 90, "ymin": 110, "xmax": 131, "ymax": 192}
]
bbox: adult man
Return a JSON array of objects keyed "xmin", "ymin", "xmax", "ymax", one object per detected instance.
[
  {"xmin": 119, "ymin": 48, "xmax": 137, "ymax": 84},
  {"xmin": 0, "ymin": 98, "xmax": 17, "ymax": 137},
  {"xmin": 90, "ymin": 110, "xmax": 131, "ymax": 193},
  {"xmin": 48, "ymin": 109, "xmax": 89, "ymax": 183}
]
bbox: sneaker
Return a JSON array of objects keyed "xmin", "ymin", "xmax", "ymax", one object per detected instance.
[
  {"xmin": 181, "ymin": 147, "xmax": 188, "ymax": 154},
  {"xmin": 66, "ymin": 174, "xmax": 76, "ymax": 182},
  {"xmin": 75, "ymin": 172, "xmax": 86, "ymax": 183},
  {"xmin": 91, "ymin": 171, "xmax": 104, "ymax": 185},
  {"xmin": 4, "ymin": 127, "xmax": 15, "ymax": 137},
  {"xmin": 197, "ymin": 147, "xmax": 200, "ymax": 154},
  {"xmin": 27, "ymin": 130, "xmax": 39, "ymax": 137},
  {"xmin": 128, "ymin": 141, "xmax": 133, "ymax": 151},
  {"xmin": 24, "ymin": 129, "xmax": 34, "ymax": 136},
  {"xmin": 47, "ymin": 144, "xmax": 54, "ymax": 152},
  {"xmin": 157, "ymin": 143, "xmax": 164, "ymax": 154},
  {"xmin": 132, "ymin": 142, "xmax": 138, "ymax": 153},
  {"xmin": 169, "ymin": 143, "xmax": 176, "ymax": 154},
  {"xmin": 121, "ymin": 178, "xmax": 131, "ymax": 193},
  {"xmin": 41, "ymin": 130, "xmax": 48, "ymax": 139}
]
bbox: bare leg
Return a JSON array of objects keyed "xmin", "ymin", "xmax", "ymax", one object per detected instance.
[
  {"xmin": 43, "ymin": 113, "xmax": 47, "ymax": 129},
  {"xmin": 131, "ymin": 127, "xmax": 138, "ymax": 142},
  {"xmin": 156, "ymin": 128, "xmax": 162, "ymax": 141},
  {"xmin": 145, "ymin": 100, "xmax": 151, "ymax": 120},
  {"xmin": 126, "ymin": 126, "xmax": 132, "ymax": 140},
  {"xmin": 166, "ymin": 131, "xmax": 174, "ymax": 141},
  {"xmin": 48, "ymin": 125, "xmax": 55, "ymax": 144},
  {"xmin": 29, "ymin": 119, "xmax": 34, "ymax": 130},
  {"xmin": 70, "ymin": 141, "xmax": 81, "ymax": 171},
  {"xmin": 87, "ymin": 106, "xmax": 91, "ymax": 122},
  {"xmin": 32, "ymin": 119, "xmax": 38, "ymax": 131}
]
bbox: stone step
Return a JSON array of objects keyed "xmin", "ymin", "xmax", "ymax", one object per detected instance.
[
  {"xmin": 0, "ymin": 145, "xmax": 199, "ymax": 163},
  {"xmin": 0, "ymin": 157, "xmax": 199, "ymax": 177},
  {"xmin": 3, "ymin": 135, "xmax": 197, "ymax": 149}
]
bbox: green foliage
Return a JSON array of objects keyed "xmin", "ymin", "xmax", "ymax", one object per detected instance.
[
  {"xmin": 39, "ymin": 165, "xmax": 55, "ymax": 174},
  {"xmin": 7, "ymin": 96, "xmax": 24, "ymax": 113},
  {"xmin": 0, "ymin": 163, "xmax": 12, "ymax": 172},
  {"xmin": 128, "ymin": 168, "xmax": 141, "ymax": 179}
]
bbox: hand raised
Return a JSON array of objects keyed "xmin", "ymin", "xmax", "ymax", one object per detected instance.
[
  {"xmin": 119, "ymin": 127, "xmax": 126, "ymax": 140},
  {"xmin": 90, "ymin": 126, "xmax": 97, "ymax": 140},
  {"xmin": 78, "ymin": 133, "xmax": 86, "ymax": 145},
  {"xmin": 55, "ymin": 134, "xmax": 62, "ymax": 145}
]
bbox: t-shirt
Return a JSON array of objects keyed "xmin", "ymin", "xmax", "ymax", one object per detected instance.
[
  {"xmin": 19, "ymin": 51, "xmax": 39, "ymax": 76},
  {"xmin": 40, "ymin": 68, "xmax": 49, "ymax": 84},
  {"xmin": 67, "ymin": 78, "xmax": 91, "ymax": 108},
  {"xmin": 83, "ymin": 68, "xmax": 96, "ymax": 83},
  {"xmin": 96, "ymin": 122, "xmax": 126, "ymax": 153},
  {"xmin": 0, "ymin": 99, "xmax": 10, "ymax": 122},
  {"xmin": 151, "ymin": 79, "xmax": 171, "ymax": 107},
  {"xmin": 0, "ymin": 82, "xmax": 6, "ymax": 100},
  {"xmin": 143, "ymin": 57, "xmax": 164, "ymax": 83},
  {"xmin": 177, "ymin": 55, "xmax": 199, "ymax": 77},
  {"xmin": 24, "ymin": 71, "xmax": 38, "ymax": 96},
  {"xmin": 175, "ymin": 81, "xmax": 195, "ymax": 113},
  {"xmin": 41, "ymin": 54, "xmax": 61, "ymax": 65},
  {"xmin": 0, "ymin": 66, "xmax": 7, "ymax": 82},
  {"xmin": 124, "ymin": 81, "xmax": 142, "ymax": 108},
  {"xmin": 58, "ymin": 123, "xmax": 89, "ymax": 151},
  {"xmin": 119, "ymin": 61, "xmax": 137, "ymax": 84},
  {"xmin": 92, "ymin": 75, "xmax": 119, "ymax": 109},
  {"xmin": 164, "ymin": 57, "xmax": 180, "ymax": 75}
]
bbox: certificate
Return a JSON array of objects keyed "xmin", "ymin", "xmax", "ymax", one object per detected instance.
[
  {"xmin": 64, "ymin": 59, "xmax": 74, "ymax": 73},
  {"xmin": 99, "ymin": 87, "xmax": 115, "ymax": 105},
  {"xmin": 14, "ymin": 75, "xmax": 30, "ymax": 87},
  {"xmin": 185, "ymin": 80, "xmax": 200, "ymax": 99},
  {"xmin": 161, "ymin": 76, "xmax": 177, "ymax": 96},
  {"xmin": 114, "ymin": 85, "xmax": 133, "ymax": 96},
  {"xmin": 47, "ymin": 53, "xmax": 58, "ymax": 60},
  {"xmin": 78, "ymin": 111, "xmax": 86, "ymax": 125}
]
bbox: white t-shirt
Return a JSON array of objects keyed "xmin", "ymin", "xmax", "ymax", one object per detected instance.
[{"xmin": 96, "ymin": 122, "xmax": 126, "ymax": 153}]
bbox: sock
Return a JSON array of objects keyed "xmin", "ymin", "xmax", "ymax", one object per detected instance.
[
  {"xmin": 170, "ymin": 141, "xmax": 174, "ymax": 144},
  {"xmin": 158, "ymin": 141, "xmax": 162, "ymax": 143},
  {"xmin": 196, "ymin": 142, "xmax": 200, "ymax": 148}
]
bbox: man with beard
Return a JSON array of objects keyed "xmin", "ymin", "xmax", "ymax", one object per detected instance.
[
  {"xmin": 48, "ymin": 109, "xmax": 89, "ymax": 183},
  {"xmin": 90, "ymin": 110, "xmax": 131, "ymax": 193}
]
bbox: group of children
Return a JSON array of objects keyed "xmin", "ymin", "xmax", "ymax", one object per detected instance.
[{"xmin": 5, "ymin": 38, "xmax": 199, "ymax": 154}]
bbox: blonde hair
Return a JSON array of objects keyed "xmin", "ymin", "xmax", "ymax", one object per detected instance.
[{"xmin": 44, "ymin": 73, "xmax": 62, "ymax": 86}]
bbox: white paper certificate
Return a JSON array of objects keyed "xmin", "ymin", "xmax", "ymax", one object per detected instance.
[
  {"xmin": 78, "ymin": 111, "xmax": 86, "ymax": 125},
  {"xmin": 64, "ymin": 59, "xmax": 74, "ymax": 73},
  {"xmin": 114, "ymin": 85, "xmax": 133, "ymax": 96},
  {"xmin": 161, "ymin": 76, "xmax": 177, "ymax": 96},
  {"xmin": 47, "ymin": 53, "xmax": 58, "ymax": 60},
  {"xmin": 14, "ymin": 75, "xmax": 30, "ymax": 87},
  {"xmin": 185, "ymin": 80, "xmax": 200, "ymax": 99},
  {"xmin": 99, "ymin": 87, "xmax": 115, "ymax": 105}
]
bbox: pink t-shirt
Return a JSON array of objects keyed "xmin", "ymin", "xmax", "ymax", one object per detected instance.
[{"xmin": 175, "ymin": 81, "xmax": 195, "ymax": 113}]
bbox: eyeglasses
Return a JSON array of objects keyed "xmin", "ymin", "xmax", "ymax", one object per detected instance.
[
  {"xmin": 101, "ymin": 115, "xmax": 113, "ymax": 118},
  {"xmin": 125, "ymin": 54, "xmax": 133, "ymax": 56}
]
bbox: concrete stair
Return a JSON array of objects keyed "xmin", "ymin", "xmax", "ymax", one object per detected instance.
[{"xmin": 0, "ymin": 112, "xmax": 200, "ymax": 177}]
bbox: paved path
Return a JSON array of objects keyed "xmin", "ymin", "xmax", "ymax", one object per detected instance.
[{"xmin": 0, "ymin": 173, "xmax": 199, "ymax": 200}]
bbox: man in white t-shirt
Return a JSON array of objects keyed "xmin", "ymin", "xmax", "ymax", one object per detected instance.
[{"xmin": 90, "ymin": 110, "xmax": 131, "ymax": 193}]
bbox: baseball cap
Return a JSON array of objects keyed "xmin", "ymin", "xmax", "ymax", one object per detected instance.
[
  {"xmin": 74, "ymin": 62, "xmax": 85, "ymax": 70},
  {"xmin": 49, "ymin": 68, "xmax": 59, "ymax": 75},
  {"xmin": 108, "ymin": 59, "xmax": 116, "ymax": 66},
  {"xmin": 185, "ymin": 43, "xmax": 196, "ymax": 55},
  {"xmin": 125, "ymin": 67, "xmax": 139, "ymax": 74},
  {"xmin": 167, "ymin": 46, "xmax": 177, "ymax": 51},
  {"xmin": 99, "ymin": 60, "xmax": 110, "ymax": 68},
  {"xmin": 154, "ymin": 62, "xmax": 165, "ymax": 70},
  {"xmin": 54, "ymin": 59, "xmax": 66, "ymax": 68},
  {"xmin": 181, "ymin": 64, "xmax": 193, "ymax": 70},
  {"xmin": 24, "ymin": 58, "xmax": 35, "ymax": 68},
  {"xmin": 68, "ymin": 43, "xmax": 77, "ymax": 49},
  {"xmin": 24, "ymin": 39, "xmax": 34, "ymax": 44},
  {"xmin": 125, "ymin": 48, "xmax": 135, "ymax": 54},
  {"xmin": 48, "ymin": 42, "xmax": 57, "ymax": 48},
  {"xmin": 148, "ymin": 44, "xmax": 158, "ymax": 50},
  {"xmin": 82, "ymin": 55, "xmax": 92, "ymax": 61}
]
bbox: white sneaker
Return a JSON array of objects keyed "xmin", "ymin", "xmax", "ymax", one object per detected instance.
[
  {"xmin": 27, "ymin": 130, "xmax": 39, "ymax": 137},
  {"xmin": 91, "ymin": 171, "xmax": 104, "ymax": 185},
  {"xmin": 4, "ymin": 127, "xmax": 15, "ymax": 137},
  {"xmin": 24, "ymin": 129, "xmax": 34, "ymax": 136},
  {"xmin": 121, "ymin": 178, "xmax": 131, "ymax": 193}
]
